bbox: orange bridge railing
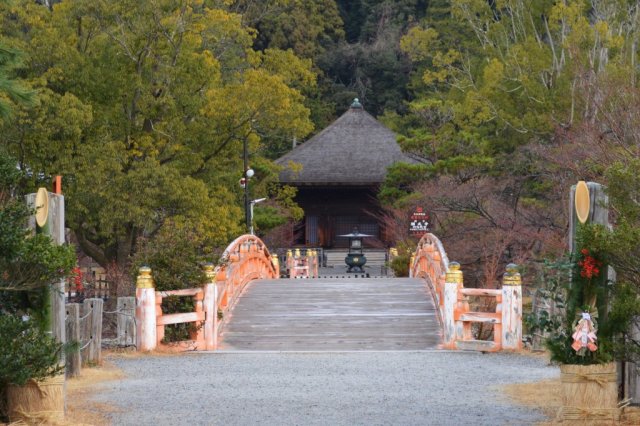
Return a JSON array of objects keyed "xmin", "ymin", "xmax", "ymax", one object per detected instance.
[
  {"xmin": 135, "ymin": 232, "xmax": 522, "ymax": 352},
  {"xmin": 135, "ymin": 235, "xmax": 279, "ymax": 351},
  {"xmin": 410, "ymin": 233, "xmax": 522, "ymax": 352},
  {"xmin": 285, "ymin": 248, "xmax": 319, "ymax": 279}
]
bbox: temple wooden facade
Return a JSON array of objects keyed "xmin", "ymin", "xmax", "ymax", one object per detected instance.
[{"xmin": 276, "ymin": 100, "xmax": 413, "ymax": 248}]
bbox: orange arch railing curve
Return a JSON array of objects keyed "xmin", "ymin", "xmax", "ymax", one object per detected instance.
[
  {"xmin": 409, "ymin": 233, "xmax": 450, "ymax": 327},
  {"xmin": 135, "ymin": 234, "xmax": 279, "ymax": 352},
  {"xmin": 214, "ymin": 234, "xmax": 279, "ymax": 315},
  {"xmin": 409, "ymin": 233, "xmax": 523, "ymax": 352}
]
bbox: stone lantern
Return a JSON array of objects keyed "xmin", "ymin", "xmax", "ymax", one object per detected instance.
[{"xmin": 339, "ymin": 228, "xmax": 372, "ymax": 272}]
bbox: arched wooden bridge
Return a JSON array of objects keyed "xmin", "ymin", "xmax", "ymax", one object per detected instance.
[{"xmin": 135, "ymin": 234, "xmax": 522, "ymax": 353}]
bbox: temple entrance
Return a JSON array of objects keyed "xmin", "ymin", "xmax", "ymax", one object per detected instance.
[
  {"xmin": 276, "ymin": 100, "xmax": 415, "ymax": 250},
  {"xmin": 293, "ymin": 186, "xmax": 382, "ymax": 248}
]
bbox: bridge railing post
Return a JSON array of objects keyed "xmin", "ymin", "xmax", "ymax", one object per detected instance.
[
  {"xmin": 409, "ymin": 251, "xmax": 416, "ymax": 278},
  {"xmin": 431, "ymin": 250, "xmax": 444, "ymax": 308},
  {"xmin": 203, "ymin": 263, "xmax": 218, "ymax": 350},
  {"xmin": 310, "ymin": 250, "xmax": 317, "ymax": 278},
  {"xmin": 271, "ymin": 254, "xmax": 280, "ymax": 279},
  {"xmin": 287, "ymin": 250, "xmax": 296, "ymax": 278},
  {"xmin": 501, "ymin": 264, "xmax": 523, "ymax": 351},
  {"xmin": 136, "ymin": 266, "xmax": 157, "ymax": 351},
  {"xmin": 190, "ymin": 288, "xmax": 205, "ymax": 345},
  {"xmin": 155, "ymin": 292, "xmax": 164, "ymax": 346},
  {"xmin": 443, "ymin": 262, "xmax": 462, "ymax": 349}
]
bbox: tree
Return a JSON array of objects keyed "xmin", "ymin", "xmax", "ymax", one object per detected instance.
[
  {"xmin": 0, "ymin": 26, "xmax": 72, "ymax": 297},
  {"xmin": 380, "ymin": 0, "xmax": 640, "ymax": 282},
  {"xmin": 0, "ymin": 43, "xmax": 33, "ymax": 121},
  {"xmin": 314, "ymin": 0, "xmax": 431, "ymax": 116},
  {"xmin": 400, "ymin": 0, "xmax": 640, "ymax": 172},
  {"xmin": 238, "ymin": 0, "xmax": 345, "ymax": 59},
  {"xmin": 0, "ymin": 0, "xmax": 314, "ymax": 269},
  {"xmin": 545, "ymin": 71, "xmax": 640, "ymax": 300},
  {"xmin": 0, "ymin": 150, "xmax": 74, "ymax": 315}
]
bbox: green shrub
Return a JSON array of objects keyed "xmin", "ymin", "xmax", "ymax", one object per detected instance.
[
  {"xmin": 390, "ymin": 253, "xmax": 410, "ymax": 277},
  {"xmin": 132, "ymin": 222, "xmax": 211, "ymax": 342},
  {"xmin": 0, "ymin": 315, "xmax": 65, "ymax": 387},
  {"xmin": 533, "ymin": 224, "xmax": 640, "ymax": 365}
]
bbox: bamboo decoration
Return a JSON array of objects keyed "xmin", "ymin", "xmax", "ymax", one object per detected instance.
[{"xmin": 575, "ymin": 180, "xmax": 590, "ymax": 224}]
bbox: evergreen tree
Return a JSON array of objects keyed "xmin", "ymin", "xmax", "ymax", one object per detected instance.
[{"xmin": 0, "ymin": 0, "xmax": 314, "ymax": 268}]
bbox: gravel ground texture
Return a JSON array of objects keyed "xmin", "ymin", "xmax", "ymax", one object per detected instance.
[{"xmin": 95, "ymin": 351, "xmax": 559, "ymax": 425}]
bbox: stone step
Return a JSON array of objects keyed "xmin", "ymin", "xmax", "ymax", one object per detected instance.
[
  {"xmin": 455, "ymin": 339, "xmax": 498, "ymax": 352},
  {"xmin": 324, "ymin": 249, "xmax": 387, "ymax": 266}
]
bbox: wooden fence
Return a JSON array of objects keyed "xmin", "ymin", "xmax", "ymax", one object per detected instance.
[
  {"xmin": 65, "ymin": 299, "xmax": 101, "ymax": 377},
  {"xmin": 66, "ymin": 279, "xmax": 111, "ymax": 302},
  {"xmin": 64, "ymin": 296, "xmax": 136, "ymax": 377}
]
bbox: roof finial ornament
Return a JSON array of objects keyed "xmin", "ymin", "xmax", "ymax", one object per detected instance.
[{"xmin": 351, "ymin": 98, "xmax": 362, "ymax": 109}]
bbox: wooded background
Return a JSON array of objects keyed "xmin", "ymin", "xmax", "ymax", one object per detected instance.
[{"xmin": 1, "ymin": 0, "xmax": 640, "ymax": 291}]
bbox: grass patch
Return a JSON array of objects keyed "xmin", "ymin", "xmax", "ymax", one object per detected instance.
[
  {"xmin": 499, "ymin": 357, "xmax": 640, "ymax": 425},
  {"xmin": 64, "ymin": 360, "xmax": 124, "ymax": 425},
  {"xmin": 502, "ymin": 378, "xmax": 561, "ymax": 423}
]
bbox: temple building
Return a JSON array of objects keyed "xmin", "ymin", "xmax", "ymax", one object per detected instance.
[{"xmin": 276, "ymin": 99, "xmax": 414, "ymax": 248}]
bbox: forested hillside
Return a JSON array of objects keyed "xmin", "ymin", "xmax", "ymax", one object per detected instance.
[{"xmin": 2, "ymin": 0, "xmax": 640, "ymax": 289}]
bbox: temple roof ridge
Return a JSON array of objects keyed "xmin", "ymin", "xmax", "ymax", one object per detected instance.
[{"xmin": 276, "ymin": 102, "xmax": 414, "ymax": 185}]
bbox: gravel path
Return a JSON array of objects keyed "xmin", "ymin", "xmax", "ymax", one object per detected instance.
[{"xmin": 94, "ymin": 351, "xmax": 558, "ymax": 425}]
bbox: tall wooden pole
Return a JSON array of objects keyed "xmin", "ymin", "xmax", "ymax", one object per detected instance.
[
  {"xmin": 26, "ymin": 187, "xmax": 66, "ymax": 344},
  {"xmin": 569, "ymin": 181, "xmax": 608, "ymax": 252}
]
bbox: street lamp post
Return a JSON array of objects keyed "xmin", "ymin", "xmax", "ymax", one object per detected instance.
[
  {"xmin": 249, "ymin": 198, "xmax": 266, "ymax": 235},
  {"xmin": 243, "ymin": 167, "xmax": 255, "ymax": 232},
  {"xmin": 243, "ymin": 137, "xmax": 251, "ymax": 231}
]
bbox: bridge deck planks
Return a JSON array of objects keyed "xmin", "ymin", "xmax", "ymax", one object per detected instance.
[{"xmin": 220, "ymin": 278, "xmax": 441, "ymax": 351}]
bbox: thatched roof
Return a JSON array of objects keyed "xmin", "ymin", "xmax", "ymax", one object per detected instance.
[{"xmin": 276, "ymin": 100, "xmax": 413, "ymax": 185}]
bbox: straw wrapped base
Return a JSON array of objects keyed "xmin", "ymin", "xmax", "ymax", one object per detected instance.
[
  {"xmin": 557, "ymin": 363, "xmax": 619, "ymax": 424},
  {"xmin": 7, "ymin": 375, "xmax": 65, "ymax": 425}
]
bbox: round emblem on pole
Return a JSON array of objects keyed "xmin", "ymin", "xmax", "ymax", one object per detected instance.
[
  {"xmin": 575, "ymin": 181, "xmax": 590, "ymax": 224},
  {"xmin": 35, "ymin": 187, "xmax": 49, "ymax": 227}
]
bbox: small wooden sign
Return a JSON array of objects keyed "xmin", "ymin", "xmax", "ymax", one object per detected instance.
[
  {"xmin": 575, "ymin": 181, "xmax": 590, "ymax": 224},
  {"xmin": 409, "ymin": 207, "xmax": 430, "ymax": 236}
]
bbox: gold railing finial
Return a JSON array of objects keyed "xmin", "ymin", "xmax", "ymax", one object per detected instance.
[
  {"xmin": 445, "ymin": 261, "xmax": 463, "ymax": 284},
  {"xmin": 203, "ymin": 263, "xmax": 216, "ymax": 282},
  {"xmin": 137, "ymin": 266, "xmax": 154, "ymax": 289},
  {"xmin": 503, "ymin": 263, "xmax": 522, "ymax": 286}
]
